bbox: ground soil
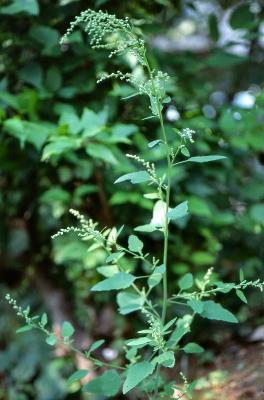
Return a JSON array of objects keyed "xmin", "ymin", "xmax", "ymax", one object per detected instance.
[{"xmin": 193, "ymin": 343, "xmax": 264, "ymax": 400}]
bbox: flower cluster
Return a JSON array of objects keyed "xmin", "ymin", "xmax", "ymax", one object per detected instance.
[
  {"xmin": 126, "ymin": 153, "xmax": 158, "ymax": 183},
  {"xmin": 179, "ymin": 128, "xmax": 195, "ymax": 143},
  {"xmin": 61, "ymin": 9, "xmax": 145, "ymax": 63},
  {"xmin": 52, "ymin": 209, "xmax": 104, "ymax": 242},
  {"xmin": 143, "ymin": 309, "xmax": 166, "ymax": 352},
  {"xmin": 5, "ymin": 294, "xmax": 33, "ymax": 325}
]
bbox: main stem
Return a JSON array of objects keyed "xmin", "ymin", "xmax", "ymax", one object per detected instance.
[
  {"xmin": 144, "ymin": 56, "xmax": 171, "ymax": 325},
  {"xmin": 144, "ymin": 55, "xmax": 172, "ymax": 398},
  {"xmin": 159, "ymin": 108, "xmax": 171, "ymax": 325}
]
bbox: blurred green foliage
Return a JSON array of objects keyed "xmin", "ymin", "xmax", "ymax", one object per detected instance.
[{"xmin": 1, "ymin": 0, "xmax": 264, "ymax": 398}]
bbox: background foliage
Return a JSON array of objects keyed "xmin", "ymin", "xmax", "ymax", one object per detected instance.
[{"xmin": 1, "ymin": 0, "xmax": 264, "ymax": 399}]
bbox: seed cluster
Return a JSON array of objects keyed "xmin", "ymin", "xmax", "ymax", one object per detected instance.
[
  {"xmin": 179, "ymin": 128, "xmax": 195, "ymax": 143},
  {"xmin": 61, "ymin": 9, "xmax": 145, "ymax": 62}
]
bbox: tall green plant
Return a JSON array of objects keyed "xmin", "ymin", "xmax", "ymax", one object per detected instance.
[{"xmin": 6, "ymin": 9, "xmax": 264, "ymax": 399}]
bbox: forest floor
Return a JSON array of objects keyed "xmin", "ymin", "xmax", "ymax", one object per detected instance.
[{"xmin": 193, "ymin": 343, "xmax": 264, "ymax": 400}]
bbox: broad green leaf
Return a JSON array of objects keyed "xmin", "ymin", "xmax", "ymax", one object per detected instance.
[
  {"xmin": 19, "ymin": 62, "xmax": 43, "ymax": 89},
  {"xmin": 42, "ymin": 137, "xmax": 81, "ymax": 160},
  {"xmin": 201, "ymin": 301, "xmax": 238, "ymax": 323},
  {"xmin": 148, "ymin": 267, "xmax": 163, "ymax": 288},
  {"xmin": 167, "ymin": 201, "xmax": 189, "ymax": 220},
  {"xmin": 81, "ymin": 107, "xmax": 107, "ymax": 137},
  {"xmin": 97, "ymin": 265, "xmax": 119, "ymax": 278},
  {"xmin": 134, "ymin": 224, "xmax": 157, "ymax": 232},
  {"xmin": 91, "ymin": 272, "xmax": 136, "ymax": 292},
  {"xmin": 250, "ymin": 204, "xmax": 264, "ymax": 224},
  {"xmin": 61, "ymin": 321, "xmax": 75, "ymax": 338},
  {"xmin": 187, "ymin": 299, "xmax": 204, "ymax": 314},
  {"xmin": 186, "ymin": 155, "xmax": 226, "ymax": 163},
  {"xmin": 83, "ymin": 370, "xmax": 121, "ymax": 396},
  {"xmin": 178, "ymin": 273, "xmax": 193, "ymax": 290},
  {"xmin": 153, "ymin": 351, "xmax": 175, "ymax": 368},
  {"xmin": 45, "ymin": 334, "xmax": 57, "ymax": 346},
  {"xmin": 183, "ymin": 342, "xmax": 204, "ymax": 354},
  {"xmin": 105, "ymin": 251, "xmax": 124, "ymax": 264},
  {"xmin": 115, "ymin": 171, "xmax": 150, "ymax": 184},
  {"xmin": 90, "ymin": 339, "xmax": 105, "ymax": 352},
  {"xmin": 68, "ymin": 369, "xmax": 89, "ymax": 385},
  {"xmin": 230, "ymin": 4, "xmax": 253, "ymax": 29},
  {"xmin": 123, "ymin": 361, "xmax": 154, "ymax": 394},
  {"xmin": 117, "ymin": 291, "xmax": 144, "ymax": 315},
  {"xmin": 128, "ymin": 235, "xmax": 144, "ymax": 253},
  {"xmin": 86, "ymin": 143, "xmax": 117, "ymax": 165},
  {"xmin": 1, "ymin": 0, "xmax": 39, "ymax": 15},
  {"xmin": 127, "ymin": 337, "xmax": 151, "ymax": 347},
  {"xmin": 29, "ymin": 25, "xmax": 59, "ymax": 49},
  {"xmin": 4, "ymin": 118, "xmax": 50, "ymax": 150},
  {"xmin": 236, "ymin": 289, "xmax": 247, "ymax": 304}
]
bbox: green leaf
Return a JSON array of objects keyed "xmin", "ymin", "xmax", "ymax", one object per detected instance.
[
  {"xmin": 19, "ymin": 62, "xmax": 43, "ymax": 89},
  {"xmin": 201, "ymin": 301, "xmax": 238, "ymax": 323},
  {"xmin": 97, "ymin": 265, "xmax": 119, "ymax": 278},
  {"xmin": 68, "ymin": 369, "xmax": 89, "ymax": 385},
  {"xmin": 16, "ymin": 325, "xmax": 33, "ymax": 334},
  {"xmin": 123, "ymin": 361, "xmax": 154, "ymax": 394},
  {"xmin": 230, "ymin": 4, "xmax": 253, "ymax": 30},
  {"xmin": 148, "ymin": 139, "xmax": 162, "ymax": 148},
  {"xmin": 167, "ymin": 201, "xmax": 189, "ymax": 220},
  {"xmin": 128, "ymin": 235, "xmax": 144, "ymax": 254},
  {"xmin": 236, "ymin": 289, "xmax": 247, "ymax": 304},
  {"xmin": 61, "ymin": 321, "xmax": 75, "ymax": 338},
  {"xmin": 148, "ymin": 266, "xmax": 164, "ymax": 288},
  {"xmin": 208, "ymin": 14, "xmax": 219, "ymax": 41},
  {"xmin": 105, "ymin": 251, "xmax": 124, "ymax": 264},
  {"xmin": 127, "ymin": 337, "xmax": 151, "ymax": 347},
  {"xmin": 42, "ymin": 137, "xmax": 81, "ymax": 160},
  {"xmin": 186, "ymin": 155, "xmax": 226, "ymax": 163},
  {"xmin": 45, "ymin": 334, "xmax": 57, "ymax": 346},
  {"xmin": 91, "ymin": 272, "xmax": 136, "ymax": 292},
  {"xmin": 115, "ymin": 171, "xmax": 150, "ymax": 184},
  {"xmin": 168, "ymin": 315, "xmax": 192, "ymax": 347},
  {"xmin": 90, "ymin": 339, "xmax": 105, "ymax": 352},
  {"xmin": 187, "ymin": 299, "xmax": 204, "ymax": 314},
  {"xmin": 83, "ymin": 370, "xmax": 121, "ymax": 397},
  {"xmin": 153, "ymin": 351, "xmax": 175, "ymax": 368},
  {"xmin": 183, "ymin": 342, "xmax": 204, "ymax": 354},
  {"xmin": 40, "ymin": 313, "xmax": 48, "ymax": 327},
  {"xmin": 178, "ymin": 273, "xmax": 193, "ymax": 290},
  {"xmin": 1, "ymin": 0, "xmax": 39, "ymax": 15},
  {"xmin": 86, "ymin": 143, "xmax": 117, "ymax": 165},
  {"xmin": 81, "ymin": 107, "xmax": 107, "ymax": 137},
  {"xmin": 181, "ymin": 146, "xmax": 190, "ymax": 157},
  {"xmin": 134, "ymin": 224, "xmax": 157, "ymax": 233},
  {"xmin": 117, "ymin": 291, "xmax": 144, "ymax": 315},
  {"xmin": 250, "ymin": 204, "xmax": 264, "ymax": 225}
]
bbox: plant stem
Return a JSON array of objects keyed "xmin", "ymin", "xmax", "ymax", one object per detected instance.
[
  {"xmin": 144, "ymin": 54, "xmax": 172, "ymax": 399},
  {"xmin": 158, "ymin": 107, "xmax": 171, "ymax": 325}
]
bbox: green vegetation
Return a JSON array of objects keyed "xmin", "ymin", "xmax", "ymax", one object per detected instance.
[{"xmin": 1, "ymin": 1, "xmax": 264, "ymax": 399}]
